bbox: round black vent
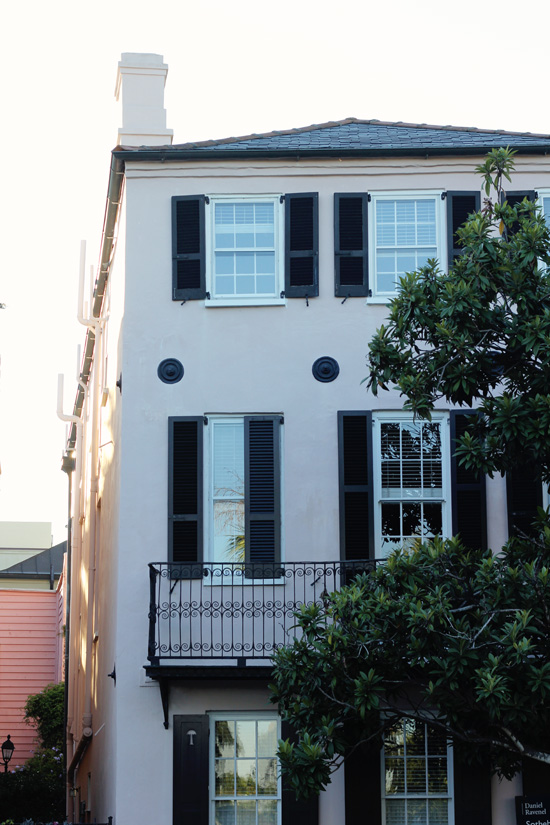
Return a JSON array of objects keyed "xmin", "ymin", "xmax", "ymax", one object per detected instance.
[
  {"xmin": 158, "ymin": 358, "xmax": 184, "ymax": 384},
  {"xmin": 312, "ymin": 356, "xmax": 340, "ymax": 383}
]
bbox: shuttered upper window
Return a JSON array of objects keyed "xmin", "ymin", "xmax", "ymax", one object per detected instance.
[
  {"xmin": 373, "ymin": 413, "xmax": 451, "ymax": 559},
  {"xmin": 172, "ymin": 193, "xmax": 318, "ymax": 304}
]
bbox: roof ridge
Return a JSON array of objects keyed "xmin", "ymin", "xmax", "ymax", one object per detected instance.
[{"xmin": 167, "ymin": 117, "xmax": 550, "ymax": 150}]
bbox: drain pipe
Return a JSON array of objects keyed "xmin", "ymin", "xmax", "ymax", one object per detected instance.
[{"xmin": 58, "ymin": 377, "xmax": 83, "ymax": 820}]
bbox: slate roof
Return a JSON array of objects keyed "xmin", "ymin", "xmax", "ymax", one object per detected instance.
[
  {"xmin": 0, "ymin": 541, "xmax": 66, "ymax": 580},
  {"xmin": 116, "ymin": 118, "xmax": 550, "ymax": 159}
]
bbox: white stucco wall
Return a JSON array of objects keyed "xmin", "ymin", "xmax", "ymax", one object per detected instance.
[{"xmin": 75, "ymin": 152, "xmax": 550, "ymax": 825}]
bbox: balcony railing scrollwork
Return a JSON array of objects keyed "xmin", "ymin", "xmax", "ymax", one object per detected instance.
[{"xmin": 147, "ymin": 560, "xmax": 374, "ymax": 663}]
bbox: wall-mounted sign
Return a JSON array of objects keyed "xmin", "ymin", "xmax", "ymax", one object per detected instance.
[{"xmin": 516, "ymin": 796, "xmax": 550, "ymax": 825}]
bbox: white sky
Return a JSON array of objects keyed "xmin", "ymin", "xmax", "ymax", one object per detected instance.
[{"xmin": 1, "ymin": 0, "xmax": 549, "ymax": 544}]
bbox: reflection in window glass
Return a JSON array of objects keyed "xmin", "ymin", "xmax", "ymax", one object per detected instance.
[
  {"xmin": 382, "ymin": 720, "xmax": 452, "ymax": 825},
  {"xmin": 213, "ymin": 717, "xmax": 280, "ymax": 825}
]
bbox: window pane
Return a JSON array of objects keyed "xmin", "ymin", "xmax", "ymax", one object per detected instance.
[
  {"xmin": 403, "ymin": 503, "xmax": 421, "ymax": 537},
  {"xmin": 256, "ymin": 252, "xmax": 275, "ymax": 274},
  {"xmin": 407, "ymin": 798, "xmax": 428, "ymax": 824},
  {"xmin": 385, "ymin": 758, "xmax": 405, "ymax": 793},
  {"xmin": 235, "ymin": 276, "xmax": 255, "ymax": 294},
  {"xmin": 216, "ymin": 253, "xmax": 235, "ymax": 273},
  {"xmin": 213, "ymin": 423, "xmax": 244, "ymax": 496},
  {"xmin": 429, "ymin": 798, "xmax": 449, "ymax": 825},
  {"xmin": 216, "ymin": 275, "xmax": 235, "ymax": 295},
  {"xmin": 427, "ymin": 726, "xmax": 447, "ymax": 756},
  {"xmin": 423, "ymin": 503, "xmax": 442, "ymax": 537},
  {"xmin": 258, "ymin": 799, "xmax": 278, "ymax": 825},
  {"xmin": 385, "ymin": 799, "xmax": 406, "ymax": 825},
  {"xmin": 236, "ymin": 800, "xmax": 256, "ymax": 825},
  {"xmin": 382, "ymin": 503, "xmax": 400, "ymax": 537},
  {"xmin": 257, "ymin": 758, "xmax": 278, "ymax": 795},
  {"xmin": 258, "ymin": 721, "xmax": 278, "ymax": 757},
  {"xmin": 428, "ymin": 758, "xmax": 448, "ymax": 793},
  {"xmin": 407, "ymin": 758, "xmax": 426, "ymax": 793},
  {"xmin": 236, "ymin": 759, "xmax": 257, "ymax": 795},
  {"xmin": 256, "ymin": 275, "xmax": 275, "ymax": 294},
  {"xmin": 216, "ymin": 721, "xmax": 236, "ymax": 758},
  {"xmin": 405, "ymin": 719, "xmax": 425, "ymax": 755},
  {"xmin": 385, "ymin": 723, "xmax": 405, "ymax": 755},
  {"xmin": 215, "ymin": 800, "xmax": 235, "ymax": 825},
  {"xmin": 236, "ymin": 721, "xmax": 256, "ymax": 758},
  {"xmin": 236, "ymin": 252, "xmax": 255, "ymax": 274},
  {"xmin": 216, "ymin": 760, "xmax": 236, "ymax": 795}
]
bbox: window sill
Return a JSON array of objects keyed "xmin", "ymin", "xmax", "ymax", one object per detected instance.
[
  {"xmin": 205, "ymin": 298, "xmax": 286, "ymax": 308},
  {"xmin": 366, "ymin": 296, "xmax": 393, "ymax": 305}
]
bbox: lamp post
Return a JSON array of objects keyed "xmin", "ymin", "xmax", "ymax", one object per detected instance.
[{"xmin": 2, "ymin": 735, "xmax": 14, "ymax": 772}]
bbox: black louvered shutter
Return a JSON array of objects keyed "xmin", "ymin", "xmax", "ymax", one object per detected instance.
[
  {"xmin": 507, "ymin": 461, "xmax": 543, "ymax": 538},
  {"xmin": 453, "ymin": 752, "xmax": 492, "ymax": 825},
  {"xmin": 285, "ymin": 193, "xmax": 319, "ymax": 298},
  {"xmin": 338, "ymin": 412, "xmax": 374, "ymax": 562},
  {"xmin": 244, "ymin": 416, "xmax": 282, "ymax": 577},
  {"xmin": 173, "ymin": 715, "xmax": 209, "ymax": 825},
  {"xmin": 281, "ymin": 721, "xmax": 319, "ymax": 825},
  {"xmin": 505, "ymin": 190, "xmax": 537, "ymax": 236},
  {"xmin": 446, "ymin": 191, "xmax": 481, "ymax": 270},
  {"xmin": 169, "ymin": 417, "xmax": 203, "ymax": 576},
  {"xmin": 172, "ymin": 195, "xmax": 206, "ymax": 300},
  {"xmin": 334, "ymin": 193, "xmax": 369, "ymax": 297},
  {"xmin": 450, "ymin": 411, "xmax": 487, "ymax": 550},
  {"xmin": 344, "ymin": 741, "xmax": 381, "ymax": 825}
]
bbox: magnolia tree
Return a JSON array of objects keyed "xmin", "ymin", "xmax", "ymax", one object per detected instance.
[{"xmin": 270, "ymin": 149, "xmax": 550, "ymax": 797}]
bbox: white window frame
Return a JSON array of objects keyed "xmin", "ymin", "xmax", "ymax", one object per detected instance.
[
  {"xmin": 368, "ymin": 191, "xmax": 447, "ymax": 302},
  {"xmin": 209, "ymin": 711, "xmax": 282, "ymax": 825},
  {"xmin": 372, "ymin": 412, "xmax": 451, "ymax": 559},
  {"xmin": 381, "ymin": 718, "xmax": 455, "ymax": 825},
  {"xmin": 205, "ymin": 194, "xmax": 286, "ymax": 307},
  {"xmin": 204, "ymin": 415, "xmax": 285, "ymax": 579},
  {"xmin": 538, "ymin": 189, "xmax": 550, "ymax": 230}
]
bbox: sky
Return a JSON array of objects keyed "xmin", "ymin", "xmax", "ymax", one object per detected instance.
[{"xmin": 1, "ymin": 0, "xmax": 549, "ymax": 544}]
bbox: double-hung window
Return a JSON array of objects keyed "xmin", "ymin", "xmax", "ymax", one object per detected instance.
[
  {"xmin": 382, "ymin": 719, "xmax": 454, "ymax": 825},
  {"xmin": 370, "ymin": 193, "xmax": 445, "ymax": 299},
  {"xmin": 373, "ymin": 413, "xmax": 450, "ymax": 558},
  {"xmin": 208, "ymin": 197, "xmax": 282, "ymax": 302},
  {"xmin": 211, "ymin": 713, "xmax": 281, "ymax": 825}
]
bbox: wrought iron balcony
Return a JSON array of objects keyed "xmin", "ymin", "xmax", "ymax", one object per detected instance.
[{"xmin": 147, "ymin": 560, "xmax": 375, "ymax": 664}]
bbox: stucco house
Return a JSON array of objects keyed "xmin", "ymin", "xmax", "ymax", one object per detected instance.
[{"xmin": 61, "ymin": 52, "xmax": 550, "ymax": 825}]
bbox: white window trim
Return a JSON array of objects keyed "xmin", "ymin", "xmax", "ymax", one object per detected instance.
[
  {"xmin": 372, "ymin": 411, "xmax": 451, "ymax": 559},
  {"xmin": 380, "ymin": 719, "xmax": 455, "ymax": 825},
  {"xmin": 204, "ymin": 415, "xmax": 285, "ymax": 581},
  {"xmin": 367, "ymin": 190, "xmax": 447, "ymax": 303},
  {"xmin": 205, "ymin": 194, "xmax": 286, "ymax": 307},
  {"xmin": 209, "ymin": 711, "xmax": 282, "ymax": 825},
  {"xmin": 538, "ymin": 188, "xmax": 550, "ymax": 228}
]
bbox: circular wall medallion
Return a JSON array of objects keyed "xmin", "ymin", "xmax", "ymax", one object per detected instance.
[
  {"xmin": 312, "ymin": 356, "xmax": 340, "ymax": 383},
  {"xmin": 158, "ymin": 358, "xmax": 184, "ymax": 384}
]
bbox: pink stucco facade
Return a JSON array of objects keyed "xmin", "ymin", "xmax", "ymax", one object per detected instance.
[{"xmin": 0, "ymin": 581, "xmax": 64, "ymax": 766}]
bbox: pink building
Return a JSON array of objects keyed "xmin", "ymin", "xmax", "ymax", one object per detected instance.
[{"xmin": 0, "ymin": 554, "xmax": 65, "ymax": 765}]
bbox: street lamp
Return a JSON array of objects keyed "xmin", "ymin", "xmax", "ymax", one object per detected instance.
[{"xmin": 2, "ymin": 736, "xmax": 14, "ymax": 772}]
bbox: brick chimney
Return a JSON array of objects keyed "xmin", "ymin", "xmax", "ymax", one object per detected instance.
[{"xmin": 115, "ymin": 53, "xmax": 173, "ymax": 147}]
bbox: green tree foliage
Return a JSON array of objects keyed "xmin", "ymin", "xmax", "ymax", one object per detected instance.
[
  {"xmin": 271, "ymin": 152, "xmax": 550, "ymax": 796},
  {"xmin": 271, "ymin": 537, "xmax": 550, "ymax": 796},
  {"xmin": 24, "ymin": 682, "xmax": 64, "ymax": 752},
  {"xmin": 0, "ymin": 683, "xmax": 65, "ymax": 821}
]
